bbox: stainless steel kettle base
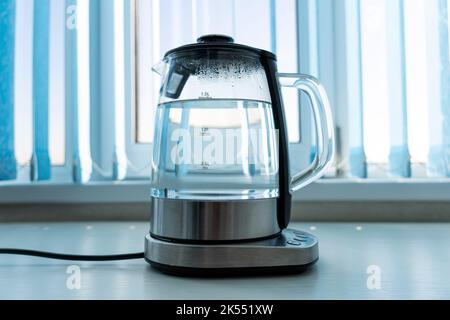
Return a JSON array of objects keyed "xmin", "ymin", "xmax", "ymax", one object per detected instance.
[{"xmin": 145, "ymin": 229, "xmax": 318, "ymax": 276}]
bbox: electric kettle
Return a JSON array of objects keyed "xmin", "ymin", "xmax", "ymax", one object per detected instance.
[{"xmin": 145, "ymin": 35, "xmax": 334, "ymax": 276}]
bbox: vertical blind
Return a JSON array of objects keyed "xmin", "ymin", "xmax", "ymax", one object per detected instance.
[
  {"xmin": 357, "ymin": 0, "xmax": 450, "ymax": 178},
  {"xmin": 137, "ymin": 0, "xmax": 450, "ymax": 179},
  {"xmin": 0, "ymin": 0, "xmax": 449, "ymax": 184}
]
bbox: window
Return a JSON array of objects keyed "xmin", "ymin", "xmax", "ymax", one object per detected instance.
[
  {"xmin": 0, "ymin": 0, "xmax": 449, "ymax": 204},
  {"xmin": 135, "ymin": 0, "xmax": 301, "ymax": 146},
  {"xmin": 358, "ymin": 0, "xmax": 450, "ymax": 178}
]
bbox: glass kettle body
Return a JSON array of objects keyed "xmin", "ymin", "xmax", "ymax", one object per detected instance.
[{"xmin": 150, "ymin": 35, "xmax": 334, "ymax": 241}]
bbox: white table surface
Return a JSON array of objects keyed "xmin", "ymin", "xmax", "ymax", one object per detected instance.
[{"xmin": 0, "ymin": 222, "xmax": 449, "ymax": 300}]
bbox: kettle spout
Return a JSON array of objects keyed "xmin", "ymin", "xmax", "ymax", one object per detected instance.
[{"xmin": 152, "ymin": 60, "xmax": 167, "ymax": 76}]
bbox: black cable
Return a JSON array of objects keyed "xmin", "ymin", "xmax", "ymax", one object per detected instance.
[{"xmin": 0, "ymin": 249, "xmax": 144, "ymax": 261}]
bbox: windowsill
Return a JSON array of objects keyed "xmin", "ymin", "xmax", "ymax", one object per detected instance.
[
  {"xmin": 1, "ymin": 179, "xmax": 449, "ymax": 222},
  {"xmin": 0, "ymin": 179, "xmax": 449, "ymax": 204}
]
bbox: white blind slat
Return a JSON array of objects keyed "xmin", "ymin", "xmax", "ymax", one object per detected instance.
[
  {"xmin": 65, "ymin": 0, "xmax": 92, "ymax": 183},
  {"xmin": 425, "ymin": 0, "xmax": 448, "ymax": 177},
  {"xmin": 386, "ymin": 0, "xmax": 411, "ymax": 177},
  {"xmin": 360, "ymin": 0, "xmax": 390, "ymax": 174},
  {"xmin": 344, "ymin": 0, "xmax": 367, "ymax": 178},
  {"xmin": 31, "ymin": 0, "xmax": 51, "ymax": 181},
  {"xmin": 274, "ymin": 0, "xmax": 300, "ymax": 143},
  {"xmin": 14, "ymin": 0, "xmax": 33, "ymax": 171},
  {"xmin": 404, "ymin": 0, "xmax": 431, "ymax": 169},
  {"xmin": 49, "ymin": 0, "xmax": 66, "ymax": 166}
]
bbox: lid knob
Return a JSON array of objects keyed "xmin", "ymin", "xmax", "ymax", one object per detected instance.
[{"xmin": 197, "ymin": 35, "xmax": 234, "ymax": 44}]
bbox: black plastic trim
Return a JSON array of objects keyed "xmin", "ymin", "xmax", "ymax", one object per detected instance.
[
  {"xmin": 260, "ymin": 58, "xmax": 292, "ymax": 230},
  {"xmin": 197, "ymin": 34, "xmax": 234, "ymax": 43},
  {"xmin": 149, "ymin": 232, "xmax": 282, "ymax": 245},
  {"xmin": 164, "ymin": 34, "xmax": 276, "ymax": 60},
  {"xmin": 162, "ymin": 62, "xmax": 192, "ymax": 99},
  {"xmin": 146, "ymin": 258, "xmax": 318, "ymax": 277}
]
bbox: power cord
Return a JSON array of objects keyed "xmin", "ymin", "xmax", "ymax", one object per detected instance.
[{"xmin": 0, "ymin": 249, "xmax": 144, "ymax": 261}]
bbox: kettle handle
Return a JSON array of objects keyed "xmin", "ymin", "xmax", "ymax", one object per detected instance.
[{"xmin": 278, "ymin": 73, "xmax": 335, "ymax": 192}]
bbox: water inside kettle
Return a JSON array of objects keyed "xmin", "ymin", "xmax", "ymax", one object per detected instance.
[{"xmin": 151, "ymin": 99, "xmax": 280, "ymax": 200}]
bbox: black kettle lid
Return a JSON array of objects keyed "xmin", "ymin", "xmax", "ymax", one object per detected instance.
[
  {"xmin": 197, "ymin": 34, "xmax": 234, "ymax": 44},
  {"xmin": 164, "ymin": 34, "xmax": 276, "ymax": 60}
]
